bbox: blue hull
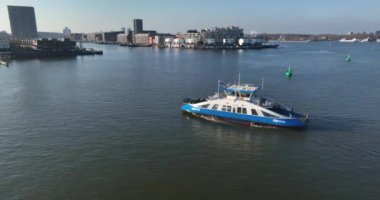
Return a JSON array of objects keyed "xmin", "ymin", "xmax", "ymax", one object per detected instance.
[{"xmin": 182, "ymin": 104, "xmax": 307, "ymax": 128}]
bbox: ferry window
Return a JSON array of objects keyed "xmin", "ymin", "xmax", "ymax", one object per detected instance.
[
  {"xmin": 251, "ymin": 109, "xmax": 258, "ymax": 115},
  {"xmin": 211, "ymin": 104, "xmax": 219, "ymax": 110},
  {"xmin": 227, "ymin": 106, "xmax": 232, "ymax": 112},
  {"xmin": 232, "ymin": 107, "xmax": 236, "ymax": 113},
  {"xmin": 242, "ymin": 108, "xmax": 247, "ymax": 114},
  {"xmin": 262, "ymin": 111, "xmax": 277, "ymax": 118},
  {"xmin": 222, "ymin": 105, "xmax": 227, "ymax": 111},
  {"xmin": 201, "ymin": 104, "xmax": 210, "ymax": 108},
  {"xmin": 237, "ymin": 107, "xmax": 242, "ymax": 113}
]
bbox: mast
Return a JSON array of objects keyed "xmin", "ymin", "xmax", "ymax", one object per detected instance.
[
  {"xmin": 217, "ymin": 80, "xmax": 220, "ymax": 99},
  {"xmin": 238, "ymin": 72, "xmax": 241, "ymax": 85},
  {"xmin": 261, "ymin": 77, "xmax": 264, "ymax": 90}
]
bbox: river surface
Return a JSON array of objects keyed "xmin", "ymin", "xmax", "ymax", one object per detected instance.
[{"xmin": 0, "ymin": 42, "xmax": 379, "ymax": 199}]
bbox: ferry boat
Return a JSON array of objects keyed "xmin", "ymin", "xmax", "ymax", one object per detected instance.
[{"xmin": 182, "ymin": 80, "xmax": 308, "ymax": 128}]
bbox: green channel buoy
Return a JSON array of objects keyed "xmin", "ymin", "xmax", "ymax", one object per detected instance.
[
  {"xmin": 346, "ymin": 55, "xmax": 351, "ymax": 62},
  {"xmin": 285, "ymin": 67, "xmax": 293, "ymax": 78}
]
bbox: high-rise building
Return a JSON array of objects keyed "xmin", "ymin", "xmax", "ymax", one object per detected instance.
[
  {"xmin": 133, "ymin": 19, "xmax": 143, "ymax": 33},
  {"xmin": 8, "ymin": 6, "xmax": 38, "ymax": 39}
]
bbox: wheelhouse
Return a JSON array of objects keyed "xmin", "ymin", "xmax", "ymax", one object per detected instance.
[{"xmin": 224, "ymin": 84, "xmax": 258, "ymax": 101}]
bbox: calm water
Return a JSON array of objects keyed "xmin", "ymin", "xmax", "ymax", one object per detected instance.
[{"xmin": 1, "ymin": 42, "xmax": 379, "ymax": 199}]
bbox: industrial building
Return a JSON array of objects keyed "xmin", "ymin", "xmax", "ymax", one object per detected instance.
[
  {"xmin": 102, "ymin": 31, "xmax": 125, "ymax": 43},
  {"xmin": 86, "ymin": 30, "xmax": 124, "ymax": 43},
  {"xmin": 134, "ymin": 33, "xmax": 151, "ymax": 45},
  {"xmin": 86, "ymin": 32, "xmax": 103, "ymax": 43}
]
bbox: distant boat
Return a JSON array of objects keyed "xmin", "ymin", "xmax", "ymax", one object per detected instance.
[
  {"xmin": 377, "ymin": 39, "xmax": 380, "ymax": 43},
  {"xmin": 360, "ymin": 37, "xmax": 370, "ymax": 42},
  {"xmin": 339, "ymin": 38, "xmax": 358, "ymax": 43}
]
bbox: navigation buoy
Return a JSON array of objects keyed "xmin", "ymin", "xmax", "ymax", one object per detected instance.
[
  {"xmin": 346, "ymin": 55, "xmax": 351, "ymax": 62},
  {"xmin": 285, "ymin": 67, "xmax": 293, "ymax": 78}
]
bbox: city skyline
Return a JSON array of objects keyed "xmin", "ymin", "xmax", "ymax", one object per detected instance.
[{"xmin": 1, "ymin": 0, "xmax": 380, "ymax": 34}]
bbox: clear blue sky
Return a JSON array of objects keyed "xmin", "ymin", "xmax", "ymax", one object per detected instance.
[{"xmin": 1, "ymin": 0, "xmax": 379, "ymax": 34}]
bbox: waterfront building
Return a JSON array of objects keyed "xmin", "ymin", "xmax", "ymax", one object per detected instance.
[
  {"xmin": 102, "ymin": 31, "xmax": 124, "ymax": 43},
  {"xmin": 148, "ymin": 36, "xmax": 155, "ymax": 45},
  {"xmin": 71, "ymin": 33, "xmax": 85, "ymax": 41},
  {"xmin": 133, "ymin": 19, "xmax": 143, "ymax": 33},
  {"xmin": 117, "ymin": 34, "xmax": 128, "ymax": 44},
  {"xmin": 8, "ymin": 6, "xmax": 38, "ymax": 39},
  {"xmin": 176, "ymin": 34, "xmax": 185, "ymax": 39},
  {"xmin": 171, "ymin": 38, "xmax": 185, "ymax": 48},
  {"xmin": 200, "ymin": 26, "xmax": 243, "ymax": 44},
  {"xmin": 11, "ymin": 38, "xmax": 76, "ymax": 51},
  {"xmin": 134, "ymin": 33, "xmax": 150, "ymax": 45},
  {"xmin": 86, "ymin": 30, "xmax": 125, "ymax": 44},
  {"xmin": 184, "ymin": 30, "xmax": 201, "ymax": 44},
  {"xmin": 223, "ymin": 38, "xmax": 235, "ymax": 45},
  {"xmin": 133, "ymin": 31, "xmax": 156, "ymax": 44},
  {"xmin": 36, "ymin": 39, "xmax": 76, "ymax": 51},
  {"xmin": 154, "ymin": 34, "xmax": 175, "ymax": 46},
  {"xmin": 117, "ymin": 28, "xmax": 133, "ymax": 45},
  {"xmin": 117, "ymin": 34, "xmax": 130, "ymax": 45},
  {"xmin": 204, "ymin": 38, "xmax": 215, "ymax": 45},
  {"xmin": 63, "ymin": 27, "xmax": 71, "ymax": 39},
  {"xmin": 86, "ymin": 33, "xmax": 103, "ymax": 43}
]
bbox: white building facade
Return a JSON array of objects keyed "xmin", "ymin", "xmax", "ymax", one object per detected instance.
[
  {"xmin": 63, "ymin": 27, "xmax": 71, "ymax": 39},
  {"xmin": 134, "ymin": 33, "xmax": 150, "ymax": 45}
]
